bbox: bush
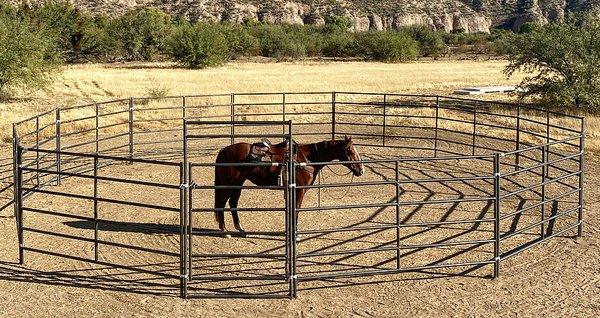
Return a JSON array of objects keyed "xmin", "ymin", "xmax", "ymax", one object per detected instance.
[
  {"xmin": 251, "ymin": 24, "xmax": 307, "ymax": 60},
  {"xmin": 505, "ymin": 11, "xmax": 600, "ymax": 110},
  {"xmin": 110, "ymin": 8, "xmax": 172, "ymax": 61},
  {"xmin": 404, "ymin": 26, "xmax": 446, "ymax": 58},
  {"xmin": 356, "ymin": 31, "xmax": 420, "ymax": 62},
  {"xmin": 0, "ymin": 15, "xmax": 60, "ymax": 99},
  {"xmin": 321, "ymin": 31, "xmax": 357, "ymax": 57},
  {"xmin": 220, "ymin": 23, "xmax": 260, "ymax": 57},
  {"xmin": 324, "ymin": 14, "xmax": 352, "ymax": 32},
  {"xmin": 167, "ymin": 22, "xmax": 230, "ymax": 68}
]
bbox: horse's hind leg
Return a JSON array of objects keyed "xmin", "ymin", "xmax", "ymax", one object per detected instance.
[
  {"xmin": 215, "ymin": 188, "xmax": 231, "ymax": 237},
  {"xmin": 229, "ymin": 189, "xmax": 245, "ymax": 233}
]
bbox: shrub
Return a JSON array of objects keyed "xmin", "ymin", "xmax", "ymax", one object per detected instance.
[
  {"xmin": 321, "ymin": 31, "xmax": 357, "ymax": 57},
  {"xmin": 356, "ymin": 31, "xmax": 420, "ymax": 62},
  {"xmin": 0, "ymin": 15, "xmax": 60, "ymax": 99},
  {"xmin": 146, "ymin": 81, "xmax": 171, "ymax": 98},
  {"xmin": 251, "ymin": 24, "xmax": 307, "ymax": 60},
  {"xmin": 167, "ymin": 22, "xmax": 230, "ymax": 68},
  {"xmin": 505, "ymin": 11, "xmax": 600, "ymax": 110},
  {"xmin": 110, "ymin": 7, "xmax": 172, "ymax": 61},
  {"xmin": 404, "ymin": 26, "xmax": 446, "ymax": 58},
  {"xmin": 324, "ymin": 14, "xmax": 352, "ymax": 32},
  {"xmin": 220, "ymin": 23, "xmax": 260, "ymax": 57}
]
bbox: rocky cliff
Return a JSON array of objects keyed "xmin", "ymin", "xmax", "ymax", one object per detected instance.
[{"xmin": 16, "ymin": 0, "xmax": 600, "ymax": 32}]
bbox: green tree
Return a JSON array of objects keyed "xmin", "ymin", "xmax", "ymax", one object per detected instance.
[
  {"xmin": 167, "ymin": 22, "xmax": 230, "ymax": 69},
  {"xmin": 18, "ymin": 1, "xmax": 117, "ymax": 62},
  {"xmin": 505, "ymin": 12, "xmax": 600, "ymax": 110},
  {"xmin": 251, "ymin": 24, "xmax": 308, "ymax": 60},
  {"xmin": 110, "ymin": 7, "xmax": 172, "ymax": 61},
  {"xmin": 0, "ymin": 15, "xmax": 60, "ymax": 99},
  {"xmin": 405, "ymin": 26, "xmax": 446, "ymax": 58},
  {"xmin": 356, "ymin": 31, "xmax": 420, "ymax": 62}
]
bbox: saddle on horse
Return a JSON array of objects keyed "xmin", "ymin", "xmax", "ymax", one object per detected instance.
[{"xmin": 247, "ymin": 139, "xmax": 291, "ymax": 163}]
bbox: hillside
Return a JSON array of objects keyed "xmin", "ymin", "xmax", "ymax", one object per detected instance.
[{"xmin": 8, "ymin": 0, "xmax": 600, "ymax": 33}]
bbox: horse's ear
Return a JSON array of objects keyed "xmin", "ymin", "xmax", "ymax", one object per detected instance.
[{"xmin": 344, "ymin": 135, "xmax": 349, "ymax": 141}]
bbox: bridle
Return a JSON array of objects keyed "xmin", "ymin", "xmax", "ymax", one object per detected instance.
[{"xmin": 313, "ymin": 141, "xmax": 357, "ymax": 176}]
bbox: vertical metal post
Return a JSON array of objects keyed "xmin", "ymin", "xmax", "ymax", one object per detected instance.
[
  {"xmin": 35, "ymin": 117, "xmax": 40, "ymax": 186},
  {"xmin": 472, "ymin": 101, "xmax": 477, "ymax": 155},
  {"xmin": 230, "ymin": 93, "xmax": 235, "ymax": 145},
  {"xmin": 12, "ymin": 124, "xmax": 17, "ymax": 219},
  {"xmin": 515, "ymin": 105, "xmax": 521, "ymax": 171},
  {"xmin": 541, "ymin": 146, "xmax": 547, "ymax": 239},
  {"xmin": 182, "ymin": 96, "xmax": 187, "ymax": 120},
  {"xmin": 128, "ymin": 98, "xmax": 134, "ymax": 160},
  {"xmin": 577, "ymin": 118, "xmax": 585, "ymax": 237},
  {"xmin": 180, "ymin": 120, "xmax": 189, "ymax": 298},
  {"xmin": 16, "ymin": 145, "xmax": 24, "ymax": 265},
  {"xmin": 95, "ymin": 103, "xmax": 99, "ymax": 154},
  {"xmin": 284, "ymin": 133, "xmax": 291, "ymax": 290},
  {"xmin": 545, "ymin": 106, "xmax": 550, "ymax": 181},
  {"xmin": 288, "ymin": 120, "xmax": 297, "ymax": 298},
  {"xmin": 382, "ymin": 94, "xmax": 387, "ymax": 146},
  {"xmin": 179, "ymin": 162, "xmax": 188, "ymax": 298},
  {"xmin": 395, "ymin": 160, "xmax": 400, "ymax": 269},
  {"xmin": 282, "ymin": 93, "xmax": 286, "ymax": 138},
  {"xmin": 283, "ymin": 151, "xmax": 290, "ymax": 283},
  {"xmin": 93, "ymin": 155, "xmax": 99, "ymax": 261},
  {"xmin": 493, "ymin": 153, "xmax": 500, "ymax": 278},
  {"xmin": 55, "ymin": 108, "xmax": 61, "ymax": 185},
  {"xmin": 331, "ymin": 92, "xmax": 336, "ymax": 140},
  {"xmin": 546, "ymin": 107, "xmax": 550, "ymax": 144},
  {"xmin": 188, "ymin": 162, "xmax": 193, "ymax": 281},
  {"xmin": 317, "ymin": 172, "xmax": 321, "ymax": 208},
  {"xmin": 434, "ymin": 96, "xmax": 439, "ymax": 157}
]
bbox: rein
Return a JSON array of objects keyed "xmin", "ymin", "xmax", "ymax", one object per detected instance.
[
  {"xmin": 313, "ymin": 141, "xmax": 355, "ymax": 201},
  {"xmin": 314, "ymin": 142, "xmax": 354, "ymax": 177}
]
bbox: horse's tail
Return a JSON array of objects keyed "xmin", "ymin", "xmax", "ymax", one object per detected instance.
[{"xmin": 214, "ymin": 149, "xmax": 226, "ymax": 225}]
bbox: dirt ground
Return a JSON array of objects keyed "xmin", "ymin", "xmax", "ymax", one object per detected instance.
[{"xmin": 0, "ymin": 126, "xmax": 598, "ymax": 318}]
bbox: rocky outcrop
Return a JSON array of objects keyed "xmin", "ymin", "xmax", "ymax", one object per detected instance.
[{"xmin": 14, "ymin": 0, "xmax": 599, "ymax": 33}]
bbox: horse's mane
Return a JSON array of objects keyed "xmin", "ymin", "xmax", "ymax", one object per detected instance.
[{"xmin": 305, "ymin": 139, "xmax": 346, "ymax": 162}]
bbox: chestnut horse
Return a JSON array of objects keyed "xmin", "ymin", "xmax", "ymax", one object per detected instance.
[{"xmin": 214, "ymin": 136, "xmax": 364, "ymax": 236}]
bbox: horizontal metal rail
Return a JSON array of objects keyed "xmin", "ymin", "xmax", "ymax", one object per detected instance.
[
  {"xmin": 500, "ymin": 152, "xmax": 582, "ymax": 178},
  {"xmin": 499, "ymin": 187, "xmax": 581, "ymax": 220},
  {"xmin": 185, "ymin": 120, "xmax": 291, "ymax": 125},
  {"xmin": 297, "ymin": 197, "xmax": 493, "ymax": 212},
  {"xmin": 186, "ymin": 133, "xmax": 291, "ymax": 139},
  {"xmin": 500, "ymin": 205, "xmax": 580, "ymax": 241},
  {"xmin": 298, "ymin": 260, "xmax": 495, "ymax": 281},
  {"xmin": 21, "ymin": 167, "xmax": 181, "ymax": 190},
  {"xmin": 502, "ymin": 135, "xmax": 582, "ymax": 156},
  {"xmin": 500, "ymin": 170, "xmax": 581, "ymax": 199},
  {"xmin": 501, "ymin": 222, "xmax": 581, "ymax": 261},
  {"xmin": 22, "ymin": 187, "xmax": 180, "ymax": 212},
  {"xmin": 192, "ymin": 207, "xmax": 286, "ymax": 212},
  {"xmin": 24, "ymin": 147, "xmax": 180, "ymax": 166},
  {"xmin": 22, "ymin": 227, "xmax": 177, "ymax": 257}
]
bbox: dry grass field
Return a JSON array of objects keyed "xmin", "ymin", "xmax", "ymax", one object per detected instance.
[
  {"xmin": 1, "ymin": 59, "xmax": 525, "ymax": 143},
  {"xmin": 0, "ymin": 60, "xmax": 599, "ymax": 317}
]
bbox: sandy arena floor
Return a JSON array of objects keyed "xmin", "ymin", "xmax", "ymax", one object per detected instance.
[{"xmin": 0, "ymin": 124, "xmax": 598, "ymax": 317}]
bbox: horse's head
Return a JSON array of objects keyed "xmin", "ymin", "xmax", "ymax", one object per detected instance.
[{"xmin": 338, "ymin": 136, "xmax": 364, "ymax": 177}]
